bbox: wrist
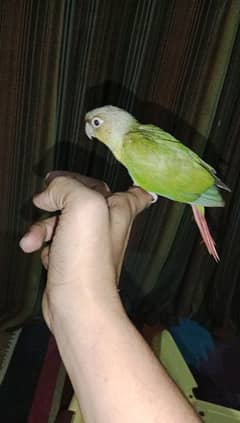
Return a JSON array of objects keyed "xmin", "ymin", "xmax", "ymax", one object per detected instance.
[{"xmin": 44, "ymin": 274, "xmax": 122, "ymax": 333}]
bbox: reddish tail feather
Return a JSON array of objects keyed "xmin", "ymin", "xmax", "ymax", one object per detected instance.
[{"xmin": 191, "ymin": 205, "xmax": 220, "ymax": 262}]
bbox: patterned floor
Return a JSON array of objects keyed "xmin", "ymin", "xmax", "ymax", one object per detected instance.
[{"xmin": 0, "ymin": 320, "xmax": 73, "ymax": 422}]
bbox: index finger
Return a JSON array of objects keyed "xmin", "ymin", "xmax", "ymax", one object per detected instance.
[
  {"xmin": 106, "ymin": 187, "xmax": 152, "ymax": 278},
  {"xmin": 45, "ymin": 171, "xmax": 111, "ymax": 197},
  {"xmin": 107, "ymin": 186, "xmax": 152, "ymax": 221}
]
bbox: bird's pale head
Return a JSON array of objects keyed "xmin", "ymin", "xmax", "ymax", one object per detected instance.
[{"xmin": 85, "ymin": 105, "xmax": 137, "ymax": 153}]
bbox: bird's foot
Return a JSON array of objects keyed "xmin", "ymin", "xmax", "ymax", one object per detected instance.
[{"xmin": 148, "ymin": 192, "xmax": 158, "ymax": 204}]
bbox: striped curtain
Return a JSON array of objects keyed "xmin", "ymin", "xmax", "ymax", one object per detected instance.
[{"xmin": 1, "ymin": 0, "xmax": 240, "ymax": 330}]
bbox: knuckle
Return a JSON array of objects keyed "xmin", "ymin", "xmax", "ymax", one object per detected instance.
[
  {"xmin": 129, "ymin": 187, "xmax": 151, "ymax": 208},
  {"xmin": 108, "ymin": 192, "xmax": 135, "ymax": 219},
  {"xmin": 32, "ymin": 220, "xmax": 45, "ymax": 233}
]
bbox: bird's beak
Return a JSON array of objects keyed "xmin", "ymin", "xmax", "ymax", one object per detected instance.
[{"xmin": 85, "ymin": 122, "xmax": 94, "ymax": 140}]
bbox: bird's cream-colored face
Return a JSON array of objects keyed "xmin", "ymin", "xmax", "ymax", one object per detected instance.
[
  {"xmin": 85, "ymin": 106, "xmax": 136, "ymax": 150},
  {"xmin": 85, "ymin": 114, "xmax": 105, "ymax": 141}
]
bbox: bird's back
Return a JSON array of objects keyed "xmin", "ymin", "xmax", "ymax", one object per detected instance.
[{"xmin": 120, "ymin": 124, "xmax": 222, "ymax": 206}]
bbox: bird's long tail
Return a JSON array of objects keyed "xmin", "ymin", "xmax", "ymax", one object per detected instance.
[{"xmin": 191, "ymin": 205, "xmax": 220, "ymax": 262}]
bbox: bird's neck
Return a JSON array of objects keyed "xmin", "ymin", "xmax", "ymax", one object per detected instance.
[
  {"xmin": 98, "ymin": 133, "xmax": 124, "ymax": 160},
  {"xmin": 97, "ymin": 118, "xmax": 138, "ymax": 159},
  {"xmin": 99, "ymin": 122, "xmax": 138, "ymax": 159}
]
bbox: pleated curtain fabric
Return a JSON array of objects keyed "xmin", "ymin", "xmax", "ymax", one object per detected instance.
[
  {"xmin": 0, "ymin": 1, "xmax": 65, "ymax": 328},
  {"xmin": 1, "ymin": 0, "xmax": 240, "ymax": 329}
]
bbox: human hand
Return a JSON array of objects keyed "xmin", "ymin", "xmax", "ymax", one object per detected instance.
[{"xmin": 19, "ymin": 172, "xmax": 152, "ymax": 329}]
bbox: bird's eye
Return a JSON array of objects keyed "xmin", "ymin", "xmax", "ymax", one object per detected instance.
[{"xmin": 91, "ymin": 117, "xmax": 103, "ymax": 128}]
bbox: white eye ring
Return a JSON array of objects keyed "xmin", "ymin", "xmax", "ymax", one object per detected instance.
[{"xmin": 91, "ymin": 117, "xmax": 104, "ymax": 128}]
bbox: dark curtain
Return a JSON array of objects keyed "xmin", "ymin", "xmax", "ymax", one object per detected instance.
[{"xmin": 1, "ymin": 0, "xmax": 240, "ymax": 331}]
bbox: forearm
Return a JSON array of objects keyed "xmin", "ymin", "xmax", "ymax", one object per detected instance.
[
  {"xmin": 20, "ymin": 176, "xmax": 199, "ymax": 422},
  {"xmin": 51, "ymin": 286, "xmax": 200, "ymax": 423}
]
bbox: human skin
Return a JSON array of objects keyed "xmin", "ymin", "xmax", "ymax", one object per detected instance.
[{"xmin": 19, "ymin": 172, "xmax": 200, "ymax": 423}]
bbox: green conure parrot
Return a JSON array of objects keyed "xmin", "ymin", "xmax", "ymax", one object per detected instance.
[{"xmin": 85, "ymin": 106, "xmax": 230, "ymax": 261}]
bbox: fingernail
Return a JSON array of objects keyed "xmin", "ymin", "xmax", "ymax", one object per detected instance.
[
  {"xmin": 103, "ymin": 182, "xmax": 111, "ymax": 193},
  {"xmin": 45, "ymin": 172, "xmax": 51, "ymax": 184},
  {"xmin": 19, "ymin": 232, "xmax": 30, "ymax": 249}
]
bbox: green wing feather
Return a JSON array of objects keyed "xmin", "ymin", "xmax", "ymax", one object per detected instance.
[{"xmin": 120, "ymin": 124, "xmax": 224, "ymax": 206}]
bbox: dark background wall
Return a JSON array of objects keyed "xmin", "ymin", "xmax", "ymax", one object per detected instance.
[{"xmin": 0, "ymin": 0, "xmax": 240, "ymax": 331}]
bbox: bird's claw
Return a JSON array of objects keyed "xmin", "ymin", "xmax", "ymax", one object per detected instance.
[{"xmin": 148, "ymin": 192, "xmax": 158, "ymax": 204}]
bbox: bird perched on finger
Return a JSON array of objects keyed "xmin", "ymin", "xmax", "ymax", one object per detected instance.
[{"xmin": 85, "ymin": 105, "xmax": 230, "ymax": 261}]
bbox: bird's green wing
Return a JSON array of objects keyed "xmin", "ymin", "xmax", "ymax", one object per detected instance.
[
  {"xmin": 138, "ymin": 125, "xmax": 217, "ymax": 174},
  {"xmin": 120, "ymin": 125, "xmax": 220, "ymax": 205}
]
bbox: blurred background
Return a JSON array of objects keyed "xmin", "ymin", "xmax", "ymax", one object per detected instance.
[{"xmin": 0, "ymin": 0, "xmax": 240, "ymax": 421}]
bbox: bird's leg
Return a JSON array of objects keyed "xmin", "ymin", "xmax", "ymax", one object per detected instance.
[{"xmin": 132, "ymin": 183, "xmax": 158, "ymax": 204}]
